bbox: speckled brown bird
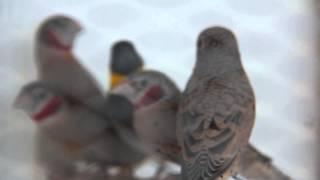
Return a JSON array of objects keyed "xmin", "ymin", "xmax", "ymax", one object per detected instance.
[
  {"xmin": 110, "ymin": 40, "xmax": 144, "ymax": 88},
  {"xmin": 177, "ymin": 27, "xmax": 255, "ymax": 180}
]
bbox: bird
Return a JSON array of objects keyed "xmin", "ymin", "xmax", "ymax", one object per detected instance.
[
  {"xmin": 109, "ymin": 42, "xmax": 179, "ymax": 178},
  {"xmin": 177, "ymin": 27, "xmax": 255, "ymax": 180},
  {"xmin": 109, "ymin": 40, "xmax": 144, "ymax": 88},
  {"xmin": 35, "ymin": 15, "xmax": 103, "ymax": 108},
  {"xmin": 34, "ymin": 15, "xmax": 148, "ymax": 178},
  {"xmin": 111, "ymin": 70, "xmax": 181, "ymax": 163},
  {"xmin": 13, "ymin": 81, "xmax": 144, "ymax": 179},
  {"xmin": 237, "ymin": 144, "xmax": 291, "ymax": 180}
]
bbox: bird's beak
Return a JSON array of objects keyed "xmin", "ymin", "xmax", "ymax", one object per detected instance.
[
  {"xmin": 73, "ymin": 21, "xmax": 83, "ymax": 34},
  {"xmin": 110, "ymin": 65, "xmax": 143, "ymax": 89},
  {"xmin": 64, "ymin": 50, "xmax": 74, "ymax": 60},
  {"xmin": 13, "ymin": 93, "xmax": 31, "ymax": 111},
  {"xmin": 111, "ymin": 73, "xmax": 126, "ymax": 89}
]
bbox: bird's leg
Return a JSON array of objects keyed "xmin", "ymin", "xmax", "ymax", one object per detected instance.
[
  {"xmin": 118, "ymin": 165, "xmax": 134, "ymax": 177},
  {"xmin": 154, "ymin": 158, "xmax": 166, "ymax": 179}
]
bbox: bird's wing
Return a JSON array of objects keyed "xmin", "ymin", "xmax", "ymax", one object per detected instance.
[
  {"xmin": 178, "ymin": 75, "xmax": 254, "ymax": 180},
  {"xmin": 40, "ymin": 56, "xmax": 103, "ymax": 103},
  {"xmin": 103, "ymin": 94, "xmax": 134, "ymax": 124},
  {"xmin": 102, "ymin": 94, "xmax": 152, "ymax": 154}
]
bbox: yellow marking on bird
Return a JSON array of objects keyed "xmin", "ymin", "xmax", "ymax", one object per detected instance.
[
  {"xmin": 110, "ymin": 65, "xmax": 143, "ymax": 88},
  {"xmin": 111, "ymin": 73, "xmax": 126, "ymax": 88}
]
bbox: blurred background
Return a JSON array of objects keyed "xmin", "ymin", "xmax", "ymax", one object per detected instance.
[{"xmin": 0, "ymin": 0, "xmax": 318, "ymax": 179}]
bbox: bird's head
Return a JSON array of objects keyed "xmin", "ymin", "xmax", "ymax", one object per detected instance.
[
  {"xmin": 36, "ymin": 15, "xmax": 82, "ymax": 53},
  {"xmin": 197, "ymin": 26, "xmax": 237, "ymax": 52},
  {"xmin": 195, "ymin": 26, "xmax": 242, "ymax": 77},
  {"xmin": 112, "ymin": 71, "xmax": 179, "ymax": 110},
  {"xmin": 13, "ymin": 82, "xmax": 66, "ymax": 124}
]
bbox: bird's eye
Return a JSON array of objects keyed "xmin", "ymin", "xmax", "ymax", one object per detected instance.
[
  {"xmin": 130, "ymin": 79, "xmax": 147, "ymax": 91},
  {"xmin": 140, "ymin": 79, "xmax": 148, "ymax": 87},
  {"xmin": 54, "ymin": 20, "xmax": 66, "ymax": 28},
  {"xmin": 32, "ymin": 89, "xmax": 47, "ymax": 101}
]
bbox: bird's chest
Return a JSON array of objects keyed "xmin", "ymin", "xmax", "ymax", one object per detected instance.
[
  {"xmin": 57, "ymin": 133, "xmax": 110, "ymax": 161},
  {"xmin": 134, "ymin": 106, "xmax": 177, "ymax": 146}
]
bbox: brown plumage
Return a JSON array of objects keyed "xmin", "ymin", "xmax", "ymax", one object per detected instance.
[{"xmin": 177, "ymin": 27, "xmax": 255, "ymax": 180}]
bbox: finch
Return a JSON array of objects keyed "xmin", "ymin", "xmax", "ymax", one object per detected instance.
[
  {"xmin": 111, "ymin": 70, "xmax": 181, "ymax": 163},
  {"xmin": 14, "ymin": 81, "xmax": 143, "ymax": 179},
  {"xmin": 35, "ymin": 15, "xmax": 103, "ymax": 108}
]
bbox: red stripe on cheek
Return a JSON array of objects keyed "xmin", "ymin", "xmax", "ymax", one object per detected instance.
[
  {"xmin": 135, "ymin": 85, "xmax": 163, "ymax": 109},
  {"xmin": 32, "ymin": 96, "xmax": 63, "ymax": 122},
  {"xmin": 46, "ymin": 30, "xmax": 71, "ymax": 51}
]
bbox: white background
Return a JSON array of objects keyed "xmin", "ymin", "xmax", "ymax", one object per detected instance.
[{"xmin": 0, "ymin": 0, "xmax": 317, "ymax": 179}]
